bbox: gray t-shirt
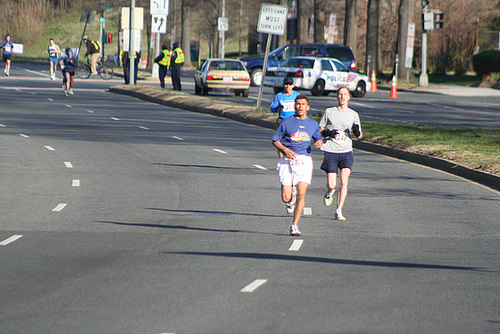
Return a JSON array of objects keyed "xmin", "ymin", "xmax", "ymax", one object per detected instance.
[{"xmin": 319, "ymin": 106, "xmax": 361, "ymax": 153}]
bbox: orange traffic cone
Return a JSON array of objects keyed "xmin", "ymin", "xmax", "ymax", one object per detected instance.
[
  {"xmin": 389, "ymin": 75, "xmax": 398, "ymax": 98},
  {"xmin": 370, "ymin": 70, "xmax": 377, "ymax": 92}
]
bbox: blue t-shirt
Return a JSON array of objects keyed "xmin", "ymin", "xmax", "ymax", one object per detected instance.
[
  {"xmin": 272, "ymin": 116, "xmax": 322, "ymax": 156},
  {"xmin": 270, "ymin": 91, "xmax": 300, "ymax": 119},
  {"xmin": 1, "ymin": 40, "xmax": 14, "ymax": 55}
]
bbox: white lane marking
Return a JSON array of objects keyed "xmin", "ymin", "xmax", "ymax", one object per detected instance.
[
  {"xmin": 25, "ymin": 69, "xmax": 49, "ymax": 77},
  {"xmin": 0, "ymin": 235, "xmax": 23, "ymax": 246},
  {"xmin": 351, "ymin": 101, "xmax": 377, "ymax": 109},
  {"xmin": 213, "ymin": 149, "xmax": 227, "ymax": 154},
  {"xmin": 241, "ymin": 279, "xmax": 268, "ymax": 293},
  {"xmin": 0, "ymin": 124, "xmax": 6, "ymax": 127},
  {"xmin": 139, "ymin": 126, "xmax": 150, "ymax": 130},
  {"xmin": 31, "ymin": 92, "xmax": 36, "ymax": 95},
  {"xmin": 289, "ymin": 239, "xmax": 304, "ymax": 251},
  {"xmin": 64, "ymin": 161, "xmax": 73, "ymax": 168},
  {"xmin": 111, "ymin": 117, "xmax": 120, "ymax": 121},
  {"xmin": 172, "ymin": 136, "xmax": 184, "ymax": 141},
  {"xmin": 303, "ymin": 207, "xmax": 312, "ymax": 215},
  {"xmin": 52, "ymin": 203, "xmax": 67, "ymax": 212},
  {"xmin": 72, "ymin": 179, "xmax": 80, "ymax": 187},
  {"xmin": 44, "ymin": 145, "xmax": 55, "ymax": 151},
  {"xmin": 15, "ymin": 88, "xmax": 22, "ymax": 92},
  {"xmin": 65, "ymin": 104, "xmax": 73, "ymax": 108},
  {"xmin": 86, "ymin": 110, "xmax": 95, "ymax": 113},
  {"xmin": 47, "ymin": 98, "xmax": 54, "ymax": 102},
  {"xmin": 19, "ymin": 134, "xmax": 30, "ymax": 138},
  {"xmin": 253, "ymin": 164, "xmax": 267, "ymax": 170}
]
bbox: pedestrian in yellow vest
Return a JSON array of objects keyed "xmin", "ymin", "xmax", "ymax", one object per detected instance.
[
  {"xmin": 154, "ymin": 44, "xmax": 171, "ymax": 88},
  {"xmin": 170, "ymin": 43, "xmax": 184, "ymax": 91},
  {"xmin": 120, "ymin": 49, "xmax": 140, "ymax": 84}
]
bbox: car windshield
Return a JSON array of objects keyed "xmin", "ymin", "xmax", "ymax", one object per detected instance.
[
  {"xmin": 326, "ymin": 48, "xmax": 354, "ymax": 62},
  {"xmin": 269, "ymin": 45, "xmax": 287, "ymax": 58},
  {"xmin": 208, "ymin": 61, "xmax": 245, "ymax": 71},
  {"xmin": 281, "ymin": 58, "xmax": 315, "ymax": 69}
]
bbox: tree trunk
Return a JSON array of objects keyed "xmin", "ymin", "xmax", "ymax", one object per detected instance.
[
  {"xmin": 314, "ymin": 0, "xmax": 325, "ymax": 43},
  {"xmin": 396, "ymin": 0, "xmax": 415, "ymax": 82},
  {"xmin": 181, "ymin": 1, "xmax": 193, "ymax": 69},
  {"xmin": 365, "ymin": 0, "xmax": 382, "ymax": 77},
  {"xmin": 344, "ymin": 0, "xmax": 358, "ymax": 60},
  {"xmin": 297, "ymin": 0, "xmax": 309, "ymax": 43},
  {"xmin": 277, "ymin": 0, "xmax": 288, "ymax": 46}
]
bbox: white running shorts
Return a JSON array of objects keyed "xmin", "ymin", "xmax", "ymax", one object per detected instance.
[{"xmin": 277, "ymin": 155, "xmax": 314, "ymax": 186}]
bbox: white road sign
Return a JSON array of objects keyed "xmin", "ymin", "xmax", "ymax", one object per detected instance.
[
  {"xmin": 257, "ymin": 4, "xmax": 288, "ymax": 36},
  {"xmin": 152, "ymin": 14, "xmax": 167, "ymax": 33},
  {"xmin": 218, "ymin": 17, "xmax": 228, "ymax": 31},
  {"xmin": 150, "ymin": 0, "xmax": 169, "ymax": 15}
]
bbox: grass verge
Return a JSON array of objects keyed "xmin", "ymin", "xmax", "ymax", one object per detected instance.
[{"xmin": 359, "ymin": 121, "xmax": 500, "ymax": 176}]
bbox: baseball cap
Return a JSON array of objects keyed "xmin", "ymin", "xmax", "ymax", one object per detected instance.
[
  {"xmin": 283, "ymin": 77, "xmax": 294, "ymax": 85},
  {"xmin": 82, "ymin": 36, "xmax": 88, "ymax": 41}
]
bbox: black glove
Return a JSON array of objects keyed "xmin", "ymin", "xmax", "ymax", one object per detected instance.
[
  {"xmin": 321, "ymin": 129, "xmax": 338, "ymax": 138},
  {"xmin": 344, "ymin": 128, "xmax": 352, "ymax": 138},
  {"xmin": 352, "ymin": 124, "xmax": 361, "ymax": 137}
]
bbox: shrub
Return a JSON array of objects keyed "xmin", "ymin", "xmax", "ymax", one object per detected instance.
[{"xmin": 472, "ymin": 50, "xmax": 500, "ymax": 78}]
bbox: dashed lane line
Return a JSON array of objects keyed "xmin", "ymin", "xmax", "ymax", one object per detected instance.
[
  {"xmin": 111, "ymin": 117, "xmax": 120, "ymax": 121},
  {"xmin": 65, "ymin": 104, "xmax": 73, "ymax": 108},
  {"xmin": 288, "ymin": 239, "xmax": 304, "ymax": 251},
  {"xmin": 52, "ymin": 203, "xmax": 67, "ymax": 212},
  {"xmin": 19, "ymin": 134, "xmax": 30, "ymax": 138},
  {"xmin": 139, "ymin": 126, "xmax": 150, "ymax": 130},
  {"xmin": 44, "ymin": 145, "xmax": 55, "ymax": 151},
  {"xmin": 172, "ymin": 136, "xmax": 184, "ymax": 141},
  {"xmin": 241, "ymin": 279, "xmax": 268, "ymax": 293},
  {"xmin": 253, "ymin": 164, "xmax": 267, "ymax": 170},
  {"xmin": 213, "ymin": 149, "xmax": 227, "ymax": 154},
  {"xmin": 0, "ymin": 235, "xmax": 23, "ymax": 246},
  {"xmin": 64, "ymin": 161, "xmax": 73, "ymax": 168},
  {"xmin": 72, "ymin": 179, "xmax": 80, "ymax": 187}
]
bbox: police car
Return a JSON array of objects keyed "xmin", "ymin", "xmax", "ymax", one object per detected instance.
[{"xmin": 264, "ymin": 56, "xmax": 370, "ymax": 97}]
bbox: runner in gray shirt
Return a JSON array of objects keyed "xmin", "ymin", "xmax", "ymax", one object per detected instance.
[{"xmin": 319, "ymin": 86, "xmax": 362, "ymax": 220}]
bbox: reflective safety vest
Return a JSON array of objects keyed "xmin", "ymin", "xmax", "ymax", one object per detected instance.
[
  {"xmin": 159, "ymin": 49, "xmax": 171, "ymax": 66},
  {"xmin": 120, "ymin": 50, "xmax": 138, "ymax": 59},
  {"xmin": 172, "ymin": 48, "xmax": 184, "ymax": 64}
]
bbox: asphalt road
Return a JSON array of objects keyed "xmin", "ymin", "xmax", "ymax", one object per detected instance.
[{"xmin": 1, "ymin": 64, "xmax": 499, "ymax": 333}]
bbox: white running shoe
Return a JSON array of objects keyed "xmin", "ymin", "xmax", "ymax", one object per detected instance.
[
  {"xmin": 334, "ymin": 211, "xmax": 346, "ymax": 221},
  {"xmin": 323, "ymin": 189, "xmax": 335, "ymax": 206},
  {"xmin": 286, "ymin": 187, "xmax": 297, "ymax": 214},
  {"xmin": 289, "ymin": 224, "xmax": 301, "ymax": 236},
  {"xmin": 69, "ymin": 89, "xmax": 74, "ymax": 95},
  {"xmin": 64, "ymin": 90, "xmax": 69, "ymax": 96}
]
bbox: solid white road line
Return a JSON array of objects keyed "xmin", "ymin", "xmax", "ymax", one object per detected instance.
[
  {"xmin": 253, "ymin": 164, "xmax": 267, "ymax": 170},
  {"xmin": 139, "ymin": 126, "xmax": 150, "ymax": 130},
  {"xmin": 171, "ymin": 136, "xmax": 184, "ymax": 141},
  {"xmin": 52, "ymin": 203, "xmax": 67, "ymax": 212},
  {"xmin": 241, "ymin": 279, "xmax": 268, "ymax": 293},
  {"xmin": 289, "ymin": 239, "xmax": 304, "ymax": 251},
  {"xmin": 72, "ymin": 179, "xmax": 80, "ymax": 187},
  {"xmin": 24, "ymin": 69, "xmax": 48, "ymax": 77},
  {"xmin": 44, "ymin": 146, "xmax": 55, "ymax": 151},
  {"xmin": 64, "ymin": 161, "xmax": 73, "ymax": 168},
  {"xmin": 19, "ymin": 134, "xmax": 30, "ymax": 138},
  {"xmin": 213, "ymin": 149, "xmax": 227, "ymax": 154},
  {"xmin": 0, "ymin": 235, "xmax": 23, "ymax": 246}
]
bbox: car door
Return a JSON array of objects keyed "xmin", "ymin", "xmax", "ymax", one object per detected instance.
[
  {"xmin": 320, "ymin": 59, "xmax": 338, "ymax": 91},
  {"xmin": 330, "ymin": 59, "xmax": 349, "ymax": 88}
]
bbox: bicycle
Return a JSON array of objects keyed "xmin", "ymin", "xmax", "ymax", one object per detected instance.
[{"xmin": 76, "ymin": 57, "xmax": 114, "ymax": 80}]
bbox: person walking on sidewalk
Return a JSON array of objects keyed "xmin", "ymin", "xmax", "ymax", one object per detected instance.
[
  {"xmin": 170, "ymin": 43, "xmax": 184, "ymax": 91},
  {"xmin": 1, "ymin": 34, "xmax": 14, "ymax": 76},
  {"xmin": 46, "ymin": 38, "xmax": 61, "ymax": 80},
  {"xmin": 154, "ymin": 44, "xmax": 170, "ymax": 88},
  {"xmin": 319, "ymin": 86, "xmax": 362, "ymax": 221},
  {"xmin": 272, "ymin": 95, "xmax": 323, "ymax": 236}
]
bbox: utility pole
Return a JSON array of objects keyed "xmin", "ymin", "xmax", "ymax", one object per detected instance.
[
  {"xmin": 129, "ymin": 0, "xmax": 136, "ymax": 85},
  {"xmin": 220, "ymin": 0, "xmax": 226, "ymax": 58},
  {"xmin": 419, "ymin": 0, "xmax": 429, "ymax": 86}
]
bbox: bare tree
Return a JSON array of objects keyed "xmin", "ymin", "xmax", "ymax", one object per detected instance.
[
  {"xmin": 314, "ymin": 0, "xmax": 326, "ymax": 43},
  {"xmin": 181, "ymin": 0, "xmax": 193, "ymax": 68},
  {"xmin": 395, "ymin": 0, "xmax": 414, "ymax": 81},
  {"xmin": 297, "ymin": 0, "xmax": 309, "ymax": 43},
  {"xmin": 344, "ymin": 0, "xmax": 358, "ymax": 59},
  {"xmin": 365, "ymin": 0, "xmax": 382, "ymax": 76}
]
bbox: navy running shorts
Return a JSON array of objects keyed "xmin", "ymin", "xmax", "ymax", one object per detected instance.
[{"xmin": 320, "ymin": 151, "xmax": 354, "ymax": 173}]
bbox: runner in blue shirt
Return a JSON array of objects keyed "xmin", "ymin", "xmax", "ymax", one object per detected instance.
[
  {"xmin": 272, "ymin": 95, "xmax": 323, "ymax": 236},
  {"xmin": 270, "ymin": 77, "xmax": 301, "ymax": 125},
  {"xmin": 1, "ymin": 34, "xmax": 14, "ymax": 76}
]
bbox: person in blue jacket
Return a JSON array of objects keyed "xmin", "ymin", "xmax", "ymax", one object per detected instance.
[{"xmin": 1, "ymin": 34, "xmax": 14, "ymax": 76}]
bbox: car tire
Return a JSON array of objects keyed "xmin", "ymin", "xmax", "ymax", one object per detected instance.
[
  {"xmin": 250, "ymin": 68, "xmax": 263, "ymax": 86},
  {"xmin": 234, "ymin": 90, "xmax": 241, "ymax": 96},
  {"xmin": 242, "ymin": 89, "xmax": 249, "ymax": 97},
  {"xmin": 195, "ymin": 83, "xmax": 201, "ymax": 95},
  {"xmin": 352, "ymin": 81, "xmax": 366, "ymax": 97},
  {"xmin": 201, "ymin": 86, "xmax": 209, "ymax": 96},
  {"xmin": 311, "ymin": 80, "xmax": 325, "ymax": 96}
]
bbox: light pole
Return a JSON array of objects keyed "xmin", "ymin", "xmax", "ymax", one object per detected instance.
[{"xmin": 419, "ymin": 0, "xmax": 429, "ymax": 86}]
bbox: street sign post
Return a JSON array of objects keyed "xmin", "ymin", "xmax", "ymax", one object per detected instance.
[
  {"xmin": 150, "ymin": 0, "xmax": 168, "ymax": 15},
  {"xmin": 256, "ymin": 4, "xmax": 288, "ymax": 109},
  {"xmin": 152, "ymin": 14, "xmax": 167, "ymax": 33}
]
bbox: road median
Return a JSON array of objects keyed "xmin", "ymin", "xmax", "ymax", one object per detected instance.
[{"xmin": 109, "ymin": 84, "xmax": 500, "ymax": 192}]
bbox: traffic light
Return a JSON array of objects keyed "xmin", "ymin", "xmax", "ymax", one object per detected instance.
[
  {"xmin": 108, "ymin": 33, "xmax": 112, "ymax": 43},
  {"xmin": 434, "ymin": 11, "xmax": 443, "ymax": 30},
  {"xmin": 99, "ymin": 10, "xmax": 104, "ymax": 23}
]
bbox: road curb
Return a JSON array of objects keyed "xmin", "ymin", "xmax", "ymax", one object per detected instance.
[{"xmin": 109, "ymin": 85, "xmax": 500, "ymax": 192}]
